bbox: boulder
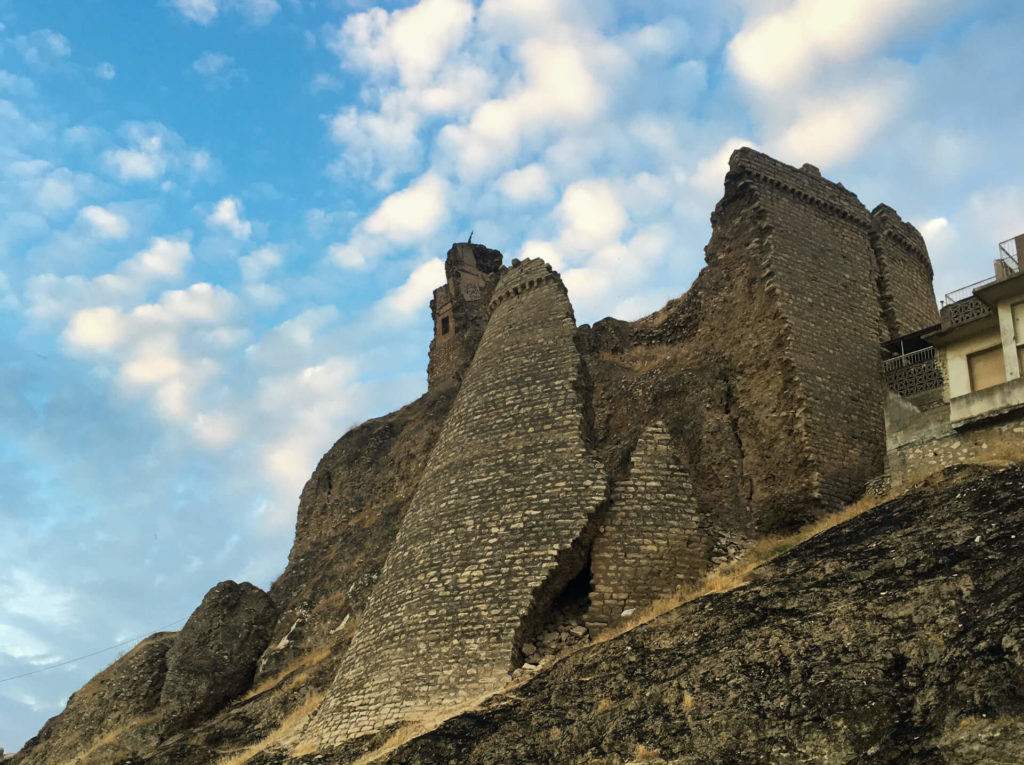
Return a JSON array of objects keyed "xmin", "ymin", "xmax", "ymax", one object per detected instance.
[{"xmin": 159, "ymin": 580, "xmax": 277, "ymax": 733}]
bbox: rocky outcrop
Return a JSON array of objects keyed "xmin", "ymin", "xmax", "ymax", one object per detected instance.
[
  {"xmin": 367, "ymin": 463, "xmax": 1024, "ymax": 764},
  {"xmin": 159, "ymin": 580, "xmax": 278, "ymax": 733},
  {"xmin": 16, "ymin": 632, "xmax": 174, "ymax": 765},
  {"xmin": 14, "ymin": 149, "xmax": 954, "ymax": 764}
]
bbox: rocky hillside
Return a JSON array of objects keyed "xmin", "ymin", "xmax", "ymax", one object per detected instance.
[{"xmin": 299, "ymin": 462, "xmax": 1024, "ymax": 764}]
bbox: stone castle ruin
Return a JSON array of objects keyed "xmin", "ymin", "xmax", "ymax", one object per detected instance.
[
  {"xmin": 299, "ymin": 148, "xmax": 940, "ymax": 748},
  {"xmin": 13, "ymin": 148, "xmax": 943, "ymax": 764}
]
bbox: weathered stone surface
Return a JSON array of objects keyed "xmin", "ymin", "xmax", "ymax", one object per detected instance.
[
  {"xmin": 15, "ymin": 148, "xmax": 950, "ymax": 765},
  {"xmin": 303, "ymin": 258, "xmax": 607, "ymax": 746},
  {"xmin": 16, "ymin": 632, "xmax": 174, "ymax": 765},
  {"xmin": 367, "ymin": 464, "xmax": 1024, "ymax": 765},
  {"xmin": 159, "ymin": 580, "xmax": 278, "ymax": 733},
  {"xmin": 588, "ymin": 422, "xmax": 708, "ymax": 631}
]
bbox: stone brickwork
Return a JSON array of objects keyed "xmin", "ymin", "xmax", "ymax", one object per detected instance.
[
  {"xmin": 886, "ymin": 394, "xmax": 1024, "ymax": 487},
  {"xmin": 726, "ymin": 148, "xmax": 903, "ymax": 510},
  {"xmin": 586, "ymin": 422, "xmax": 707, "ymax": 631},
  {"xmin": 303, "ymin": 258, "xmax": 606, "ymax": 746},
  {"xmin": 427, "ymin": 242, "xmax": 503, "ymax": 391},
  {"xmin": 871, "ymin": 204, "xmax": 940, "ymax": 338}
]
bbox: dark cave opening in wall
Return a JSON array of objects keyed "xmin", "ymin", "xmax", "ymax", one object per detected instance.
[{"xmin": 524, "ymin": 558, "xmax": 594, "ymax": 666}]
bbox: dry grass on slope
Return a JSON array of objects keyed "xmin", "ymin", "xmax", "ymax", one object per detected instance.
[
  {"xmin": 215, "ymin": 691, "xmax": 326, "ymax": 765},
  {"xmin": 590, "ymin": 488, "xmax": 900, "ymax": 646}
]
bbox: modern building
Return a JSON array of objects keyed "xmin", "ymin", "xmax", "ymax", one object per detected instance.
[{"xmin": 883, "ymin": 236, "xmax": 1024, "ymax": 485}]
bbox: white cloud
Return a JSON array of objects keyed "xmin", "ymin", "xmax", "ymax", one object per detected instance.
[
  {"xmin": 0, "ymin": 271, "xmax": 19, "ymax": 310},
  {"xmin": 103, "ymin": 122, "xmax": 213, "ymax": 183},
  {"xmin": 79, "ymin": 205, "xmax": 130, "ymax": 239},
  {"xmin": 374, "ymin": 258, "xmax": 445, "ymax": 322},
  {"xmin": 239, "ymin": 246, "xmax": 284, "ymax": 307},
  {"xmin": 192, "ymin": 52, "xmax": 244, "ymax": 89},
  {"xmin": 207, "ymin": 197, "xmax": 252, "ymax": 239},
  {"xmin": 519, "ymin": 240, "xmax": 565, "ymax": 270},
  {"xmin": 10, "ymin": 29, "xmax": 71, "ymax": 68},
  {"xmin": 95, "ymin": 62, "xmax": 116, "ymax": 80},
  {"xmin": 727, "ymin": 0, "xmax": 930, "ymax": 93},
  {"xmin": 330, "ymin": 103, "xmax": 422, "ymax": 188},
  {"xmin": 239, "ymin": 246, "xmax": 281, "ymax": 283},
  {"xmin": 174, "ymin": 0, "xmax": 281, "ymax": 25},
  {"xmin": 174, "ymin": 0, "xmax": 219, "ymax": 23},
  {"xmin": 64, "ymin": 306, "xmax": 127, "ymax": 351},
  {"xmin": 691, "ymin": 137, "xmax": 755, "ymax": 196},
  {"xmin": 770, "ymin": 80, "xmax": 909, "ymax": 167},
  {"xmin": 0, "ymin": 570, "xmax": 75, "ymax": 627},
  {"xmin": 36, "ymin": 173, "xmax": 77, "ymax": 212},
  {"xmin": 557, "ymin": 178, "xmax": 628, "ymax": 252},
  {"xmin": 26, "ymin": 238, "xmax": 192, "ymax": 321},
  {"xmin": 0, "ymin": 623, "xmax": 56, "ymax": 663},
  {"xmin": 193, "ymin": 52, "xmax": 232, "ymax": 76},
  {"xmin": 331, "ymin": 0, "xmax": 474, "ymax": 88},
  {"xmin": 497, "ymin": 164, "xmax": 552, "ymax": 203},
  {"xmin": 363, "ymin": 172, "xmax": 449, "ymax": 244},
  {"xmin": 439, "ymin": 36, "xmax": 615, "ymax": 179}
]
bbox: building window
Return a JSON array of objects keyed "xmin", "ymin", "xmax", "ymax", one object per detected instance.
[
  {"xmin": 440, "ymin": 316, "xmax": 450, "ymax": 335},
  {"xmin": 967, "ymin": 345, "xmax": 1005, "ymax": 392}
]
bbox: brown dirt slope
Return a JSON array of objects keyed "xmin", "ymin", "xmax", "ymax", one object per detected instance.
[{"xmin": 354, "ymin": 462, "xmax": 1024, "ymax": 764}]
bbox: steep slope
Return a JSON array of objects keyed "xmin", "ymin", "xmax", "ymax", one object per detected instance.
[{"xmin": 361, "ymin": 463, "xmax": 1024, "ymax": 764}]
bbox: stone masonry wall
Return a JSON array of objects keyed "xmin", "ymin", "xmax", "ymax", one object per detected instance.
[
  {"xmin": 586, "ymin": 422, "xmax": 707, "ymax": 632},
  {"xmin": 427, "ymin": 243, "xmax": 503, "ymax": 391},
  {"xmin": 887, "ymin": 404, "xmax": 1024, "ymax": 487},
  {"xmin": 302, "ymin": 258, "xmax": 606, "ymax": 747},
  {"xmin": 871, "ymin": 204, "xmax": 940, "ymax": 339},
  {"xmin": 729, "ymin": 148, "xmax": 890, "ymax": 510}
]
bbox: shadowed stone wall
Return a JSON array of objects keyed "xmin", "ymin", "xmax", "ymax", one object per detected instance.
[
  {"xmin": 726, "ymin": 149, "xmax": 905, "ymax": 510},
  {"xmin": 303, "ymin": 258, "xmax": 606, "ymax": 746},
  {"xmin": 427, "ymin": 243, "xmax": 503, "ymax": 391},
  {"xmin": 587, "ymin": 422, "xmax": 707, "ymax": 631},
  {"xmin": 871, "ymin": 203, "xmax": 941, "ymax": 339}
]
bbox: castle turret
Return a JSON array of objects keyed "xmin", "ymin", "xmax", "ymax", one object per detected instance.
[{"xmin": 427, "ymin": 242, "xmax": 504, "ymax": 391}]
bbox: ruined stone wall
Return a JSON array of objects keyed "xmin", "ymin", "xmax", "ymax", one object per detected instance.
[
  {"xmin": 303, "ymin": 258, "xmax": 606, "ymax": 747},
  {"xmin": 871, "ymin": 204, "xmax": 940, "ymax": 338},
  {"xmin": 587, "ymin": 422, "xmax": 707, "ymax": 631},
  {"xmin": 886, "ymin": 401, "xmax": 1024, "ymax": 487},
  {"xmin": 729, "ymin": 149, "xmax": 891, "ymax": 510},
  {"xmin": 427, "ymin": 243, "xmax": 503, "ymax": 391}
]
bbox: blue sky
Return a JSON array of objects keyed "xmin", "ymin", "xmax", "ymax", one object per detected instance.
[{"xmin": 1, "ymin": 0, "xmax": 1023, "ymax": 752}]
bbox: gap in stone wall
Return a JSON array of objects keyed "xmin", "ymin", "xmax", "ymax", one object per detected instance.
[{"xmin": 515, "ymin": 557, "xmax": 593, "ymax": 678}]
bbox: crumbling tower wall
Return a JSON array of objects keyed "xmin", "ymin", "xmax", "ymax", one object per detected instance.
[
  {"xmin": 870, "ymin": 203, "xmax": 940, "ymax": 338},
  {"xmin": 427, "ymin": 242, "xmax": 503, "ymax": 391},
  {"xmin": 723, "ymin": 149, "xmax": 912, "ymax": 511},
  {"xmin": 304, "ymin": 258, "xmax": 606, "ymax": 747}
]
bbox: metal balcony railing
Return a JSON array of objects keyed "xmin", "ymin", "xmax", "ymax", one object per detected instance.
[
  {"xmin": 881, "ymin": 346, "xmax": 936, "ymax": 372},
  {"xmin": 943, "ymin": 277, "xmax": 996, "ymax": 306},
  {"xmin": 999, "ymin": 236, "xmax": 1020, "ymax": 272},
  {"xmin": 882, "ymin": 346, "xmax": 943, "ymax": 397}
]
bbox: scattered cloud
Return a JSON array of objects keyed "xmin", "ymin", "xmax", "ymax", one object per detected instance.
[
  {"xmin": 374, "ymin": 258, "xmax": 444, "ymax": 323},
  {"xmin": 769, "ymin": 79, "xmax": 909, "ymax": 167},
  {"xmin": 727, "ymin": 0, "xmax": 930, "ymax": 94},
  {"xmin": 103, "ymin": 122, "xmax": 213, "ymax": 184},
  {"xmin": 192, "ymin": 52, "xmax": 245, "ymax": 89},
  {"xmin": 497, "ymin": 164, "xmax": 552, "ymax": 203},
  {"xmin": 206, "ymin": 197, "xmax": 252, "ymax": 239},
  {"xmin": 79, "ymin": 205, "xmax": 130, "ymax": 239},
  {"xmin": 173, "ymin": 0, "xmax": 281, "ymax": 26},
  {"xmin": 9, "ymin": 29, "xmax": 71, "ymax": 68},
  {"xmin": 557, "ymin": 178, "xmax": 628, "ymax": 253},
  {"xmin": 95, "ymin": 62, "xmax": 116, "ymax": 80},
  {"xmin": 363, "ymin": 171, "xmax": 449, "ymax": 244}
]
